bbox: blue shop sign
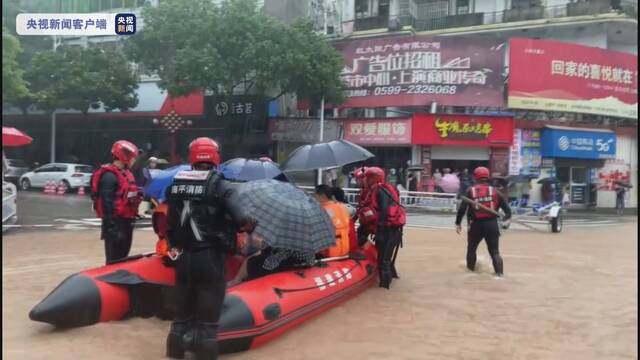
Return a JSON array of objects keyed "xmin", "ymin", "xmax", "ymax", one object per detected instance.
[{"xmin": 541, "ymin": 127, "xmax": 616, "ymax": 160}]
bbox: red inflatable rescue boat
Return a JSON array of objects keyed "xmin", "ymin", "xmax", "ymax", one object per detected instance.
[{"xmin": 29, "ymin": 244, "xmax": 378, "ymax": 354}]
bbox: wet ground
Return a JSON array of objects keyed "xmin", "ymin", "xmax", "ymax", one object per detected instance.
[{"xmin": 3, "ymin": 219, "xmax": 637, "ymax": 360}]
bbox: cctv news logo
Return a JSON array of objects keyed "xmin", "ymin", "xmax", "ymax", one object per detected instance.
[{"xmin": 16, "ymin": 13, "xmax": 136, "ymax": 36}]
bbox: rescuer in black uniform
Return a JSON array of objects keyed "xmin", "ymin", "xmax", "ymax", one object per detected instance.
[
  {"xmin": 455, "ymin": 166, "xmax": 512, "ymax": 277},
  {"xmin": 165, "ymin": 137, "xmax": 237, "ymax": 360}
]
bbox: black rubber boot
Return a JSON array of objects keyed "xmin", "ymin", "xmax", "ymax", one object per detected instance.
[
  {"xmin": 166, "ymin": 319, "xmax": 191, "ymax": 359},
  {"xmin": 379, "ymin": 261, "xmax": 392, "ymax": 289},
  {"xmin": 194, "ymin": 322, "xmax": 219, "ymax": 360}
]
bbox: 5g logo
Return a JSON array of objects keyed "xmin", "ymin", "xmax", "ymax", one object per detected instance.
[{"xmin": 596, "ymin": 138, "xmax": 613, "ymax": 152}]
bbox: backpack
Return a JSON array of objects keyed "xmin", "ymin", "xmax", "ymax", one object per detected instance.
[{"xmin": 376, "ymin": 183, "xmax": 406, "ymax": 228}]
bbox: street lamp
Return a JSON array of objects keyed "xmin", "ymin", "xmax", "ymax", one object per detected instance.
[{"xmin": 50, "ymin": 35, "xmax": 61, "ymax": 163}]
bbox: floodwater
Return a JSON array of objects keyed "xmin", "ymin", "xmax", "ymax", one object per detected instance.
[{"xmin": 3, "ymin": 223, "xmax": 637, "ymax": 360}]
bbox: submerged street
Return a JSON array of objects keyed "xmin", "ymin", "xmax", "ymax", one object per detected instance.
[{"xmin": 4, "ymin": 213, "xmax": 637, "ymax": 360}]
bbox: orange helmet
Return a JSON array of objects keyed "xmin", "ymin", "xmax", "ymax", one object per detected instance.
[
  {"xmin": 365, "ymin": 167, "xmax": 385, "ymax": 186},
  {"xmin": 111, "ymin": 140, "xmax": 139, "ymax": 167},
  {"xmin": 189, "ymin": 137, "xmax": 220, "ymax": 166},
  {"xmin": 473, "ymin": 166, "xmax": 490, "ymax": 181}
]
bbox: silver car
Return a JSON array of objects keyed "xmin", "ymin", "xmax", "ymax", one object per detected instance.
[
  {"xmin": 4, "ymin": 159, "xmax": 30, "ymax": 185},
  {"xmin": 19, "ymin": 163, "xmax": 93, "ymax": 191}
]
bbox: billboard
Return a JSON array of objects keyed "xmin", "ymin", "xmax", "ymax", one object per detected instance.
[
  {"xmin": 334, "ymin": 35, "xmax": 506, "ymax": 108},
  {"xmin": 540, "ymin": 127, "xmax": 616, "ymax": 159},
  {"xmin": 342, "ymin": 118, "xmax": 412, "ymax": 145},
  {"xmin": 508, "ymin": 38, "xmax": 638, "ymax": 119},
  {"xmin": 411, "ymin": 114, "xmax": 514, "ymax": 147}
]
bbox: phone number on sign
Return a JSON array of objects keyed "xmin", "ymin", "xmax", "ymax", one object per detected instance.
[{"xmin": 373, "ymin": 85, "xmax": 458, "ymax": 96}]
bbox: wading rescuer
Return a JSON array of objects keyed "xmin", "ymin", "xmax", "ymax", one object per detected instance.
[
  {"xmin": 91, "ymin": 140, "xmax": 142, "ymax": 264},
  {"xmin": 165, "ymin": 137, "xmax": 238, "ymax": 360},
  {"xmin": 364, "ymin": 167, "xmax": 406, "ymax": 289},
  {"xmin": 353, "ymin": 166, "xmax": 373, "ymax": 246},
  {"xmin": 455, "ymin": 166, "xmax": 512, "ymax": 277}
]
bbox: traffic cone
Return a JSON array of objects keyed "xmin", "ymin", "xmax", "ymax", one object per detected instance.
[
  {"xmin": 77, "ymin": 186, "xmax": 85, "ymax": 196},
  {"xmin": 57, "ymin": 182, "xmax": 66, "ymax": 195},
  {"xmin": 45, "ymin": 181, "xmax": 55, "ymax": 195}
]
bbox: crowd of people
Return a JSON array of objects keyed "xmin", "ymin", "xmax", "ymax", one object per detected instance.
[{"xmin": 89, "ymin": 139, "xmax": 407, "ymax": 360}]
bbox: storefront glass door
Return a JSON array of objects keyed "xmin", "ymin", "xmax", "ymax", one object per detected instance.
[{"xmin": 570, "ymin": 167, "xmax": 587, "ymax": 205}]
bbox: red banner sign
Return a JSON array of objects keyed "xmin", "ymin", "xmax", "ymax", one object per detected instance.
[
  {"xmin": 412, "ymin": 114, "xmax": 514, "ymax": 147},
  {"xmin": 508, "ymin": 38, "xmax": 638, "ymax": 119},
  {"xmin": 342, "ymin": 118, "xmax": 412, "ymax": 145},
  {"xmin": 334, "ymin": 35, "xmax": 506, "ymax": 108}
]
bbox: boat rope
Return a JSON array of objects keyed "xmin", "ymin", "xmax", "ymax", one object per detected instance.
[{"xmin": 273, "ymin": 260, "xmax": 362, "ymax": 298}]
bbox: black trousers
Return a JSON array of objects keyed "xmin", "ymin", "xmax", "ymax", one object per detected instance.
[
  {"xmin": 374, "ymin": 227, "xmax": 402, "ymax": 288},
  {"xmin": 174, "ymin": 248, "xmax": 226, "ymax": 324},
  {"xmin": 466, "ymin": 219, "xmax": 503, "ymax": 275},
  {"xmin": 101, "ymin": 218, "xmax": 134, "ymax": 265},
  {"xmin": 357, "ymin": 224, "xmax": 370, "ymax": 247}
]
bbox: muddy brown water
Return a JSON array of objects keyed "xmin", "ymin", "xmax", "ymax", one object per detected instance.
[{"xmin": 3, "ymin": 223, "xmax": 637, "ymax": 360}]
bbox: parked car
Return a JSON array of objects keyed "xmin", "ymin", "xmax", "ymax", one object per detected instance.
[
  {"xmin": 19, "ymin": 163, "xmax": 93, "ymax": 191},
  {"xmin": 3, "ymin": 159, "xmax": 30, "ymax": 185}
]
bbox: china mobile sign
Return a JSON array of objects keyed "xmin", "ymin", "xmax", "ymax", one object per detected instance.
[
  {"xmin": 508, "ymin": 38, "xmax": 638, "ymax": 119},
  {"xmin": 540, "ymin": 126, "xmax": 616, "ymax": 159},
  {"xmin": 342, "ymin": 118, "xmax": 411, "ymax": 145},
  {"xmin": 334, "ymin": 36, "xmax": 506, "ymax": 108}
]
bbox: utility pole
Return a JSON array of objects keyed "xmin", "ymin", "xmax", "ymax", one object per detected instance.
[
  {"xmin": 50, "ymin": 35, "xmax": 60, "ymax": 163},
  {"xmin": 317, "ymin": 0, "xmax": 329, "ymax": 185}
]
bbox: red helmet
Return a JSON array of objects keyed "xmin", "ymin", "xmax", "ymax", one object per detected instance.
[
  {"xmin": 473, "ymin": 166, "xmax": 490, "ymax": 181},
  {"xmin": 351, "ymin": 166, "xmax": 368, "ymax": 186},
  {"xmin": 189, "ymin": 137, "xmax": 220, "ymax": 166},
  {"xmin": 111, "ymin": 140, "xmax": 139, "ymax": 167},
  {"xmin": 365, "ymin": 167, "xmax": 385, "ymax": 186}
]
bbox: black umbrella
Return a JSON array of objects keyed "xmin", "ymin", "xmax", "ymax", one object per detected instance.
[
  {"xmin": 537, "ymin": 177, "xmax": 560, "ymax": 184},
  {"xmin": 281, "ymin": 140, "xmax": 375, "ymax": 172},
  {"xmin": 219, "ymin": 158, "xmax": 289, "ymax": 182},
  {"xmin": 223, "ymin": 179, "xmax": 336, "ymax": 254},
  {"xmin": 614, "ymin": 180, "xmax": 632, "ymax": 188}
]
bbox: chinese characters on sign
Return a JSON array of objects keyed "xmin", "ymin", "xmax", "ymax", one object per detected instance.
[
  {"xmin": 205, "ymin": 95, "xmax": 267, "ymax": 125},
  {"xmin": 509, "ymin": 129, "xmax": 522, "ymax": 176},
  {"xmin": 343, "ymin": 119, "xmax": 412, "ymax": 145},
  {"xmin": 597, "ymin": 159, "xmax": 631, "ymax": 191},
  {"xmin": 520, "ymin": 130, "xmax": 541, "ymax": 176},
  {"xmin": 434, "ymin": 118, "xmax": 492, "ymax": 139},
  {"xmin": 335, "ymin": 36, "xmax": 506, "ymax": 108},
  {"xmin": 551, "ymin": 60, "xmax": 635, "ymax": 85},
  {"xmin": 215, "ymin": 102, "xmax": 254, "ymax": 116}
]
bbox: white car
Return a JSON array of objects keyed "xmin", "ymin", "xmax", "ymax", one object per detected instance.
[{"xmin": 19, "ymin": 163, "xmax": 93, "ymax": 191}]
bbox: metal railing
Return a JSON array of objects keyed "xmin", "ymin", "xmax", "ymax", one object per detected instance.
[
  {"xmin": 298, "ymin": 186, "xmax": 459, "ymax": 213},
  {"xmin": 347, "ymin": 2, "xmax": 619, "ymax": 33}
]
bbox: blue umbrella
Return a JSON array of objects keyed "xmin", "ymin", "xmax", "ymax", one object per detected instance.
[
  {"xmin": 219, "ymin": 158, "xmax": 289, "ymax": 182},
  {"xmin": 144, "ymin": 164, "xmax": 191, "ymax": 202}
]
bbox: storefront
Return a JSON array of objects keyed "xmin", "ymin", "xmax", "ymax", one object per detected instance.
[
  {"xmin": 411, "ymin": 113, "xmax": 514, "ymax": 191},
  {"xmin": 341, "ymin": 117, "xmax": 413, "ymax": 187},
  {"xmin": 540, "ymin": 125, "xmax": 616, "ymax": 208}
]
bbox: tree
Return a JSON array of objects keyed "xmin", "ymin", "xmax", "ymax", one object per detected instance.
[
  {"xmin": 20, "ymin": 46, "xmax": 138, "ymax": 116},
  {"xmin": 2, "ymin": 27, "xmax": 30, "ymax": 104},
  {"xmin": 126, "ymin": 0, "xmax": 345, "ymax": 106}
]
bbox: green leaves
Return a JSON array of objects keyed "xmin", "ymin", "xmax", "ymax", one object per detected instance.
[
  {"xmin": 127, "ymin": 0, "xmax": 344, "ymax": 104},
  {"xmin": 2, "ymin": 27, "xmax": 30, "ymax": 103}
]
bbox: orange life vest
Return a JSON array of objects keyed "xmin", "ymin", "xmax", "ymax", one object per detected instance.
[
  {"xmin": 320, "ymin": 201, "xmax": 351, "ymax": 258},
  {"xmin": 469, "ymin": 184, "xmax": 499, "ymax": 220}
]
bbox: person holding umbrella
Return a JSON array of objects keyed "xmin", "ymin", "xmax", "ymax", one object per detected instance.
[
  {"xmin": 90, "ymin": 140, "xmax": 143, "ymax": 264},
  {"xmin": 364, "ymin": 167, "xmax": 406, "ymax": 289},
  {"xmin": 455, "ymin": 167, "xmax": 512, "ymax": 277},
  {"xmin": 164, "ymin": 137, "xmax": 238, "ymax": 360}
]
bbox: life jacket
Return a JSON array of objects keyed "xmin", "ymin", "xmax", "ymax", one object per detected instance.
[
  {"xmin": 469, "ymin": 184, "xmax": 499, "ymax": 220},
  {"xmin": 369, "ymin": 182, "xmax": 406, "ymax": 228},
  {"xmin": 152, "ymin": 203, "xmax": 170, "ymax": 256},
  {"xmin": 320, "ymin": 201, "xmax": 351, "ymax": 258},
  {"xmin": 90, "ymin": 164, "xmax": 141, "ymax": 219}
]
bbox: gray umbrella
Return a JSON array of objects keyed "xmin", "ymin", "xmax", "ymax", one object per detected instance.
[
  {"xmin": 225, "ymin": 179, "xmax": 336, "ymax": 253},
  {"xmin": 280, "ymin": 140, "xmax": 375, "ymax": 172}
]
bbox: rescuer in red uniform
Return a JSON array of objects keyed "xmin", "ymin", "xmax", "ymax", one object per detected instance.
[
  {"xmin": 91, "ymin": 140, "xmax": 142, "ymax": 264},
  {"xmin": 455, "ymin": 166, "xmax": 512, "ymax": 277}
]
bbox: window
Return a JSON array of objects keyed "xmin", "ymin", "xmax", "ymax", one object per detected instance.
[
  {"xmin": 36, "ymin": 165, "xmax": 56, "ymax": 173},
  {"xmin": 8, "ymin": 160, "xmax": 28, "ymax": 168},
  {"xmin": 74, "ymin": 165, "xmax": 94, "ymax": 173},
  {"xmin": 56, "ymin": 165, "xmax": 69, "ymax": 173}
]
